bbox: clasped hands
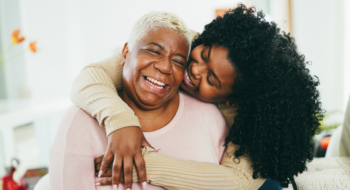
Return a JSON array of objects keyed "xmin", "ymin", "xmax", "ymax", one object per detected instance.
[{"xmin": 95, "ymin": 126, "xmax": 157, "ymax": 189}]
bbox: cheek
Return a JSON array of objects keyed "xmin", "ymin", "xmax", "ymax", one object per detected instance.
[
  {"xmin": 174, "ymin": 67, "xmax": 184, "ymax": 85},
  {"xmin": 198, "ymin": 84, "xmax": 217, "ymax": 101}
]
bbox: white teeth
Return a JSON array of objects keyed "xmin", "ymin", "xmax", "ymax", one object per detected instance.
[
  {"xmin": 146, "ymin": 80, "xmax": 164, "ymax": 89},
  {"xmin": 146, "ymin": 77, "xmax": 166, "ymax": 89},
  {"xmin": 185, "ymin": 70, "xmax": 193, "ymax": 84}
]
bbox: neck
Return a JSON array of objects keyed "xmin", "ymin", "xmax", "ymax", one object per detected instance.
[{"xmin": 119, "ymin": 90, "xmax": 180, "ymax": 132}]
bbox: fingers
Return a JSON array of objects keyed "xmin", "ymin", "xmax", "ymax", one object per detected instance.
[
  {"xmin": 112, "ymin": 156, "xmax": 123, "ymax": 189},
  {"xmin": 141, "ymin": 138, "xmax": 153, "ymax": 149},
  {"xmin": 123, "ymin": 157, "xmax": 134, "ymax": 190},
  {"xmin": 95, "ymin": 168, "xmax": 112, "ymax": 177},
  {"xmin": 98, "ymin": 151, "xmax": 113, "ymax": 177},
  {"xmin": 96, "ymin": 177, "xmax": 112, "ymax": 186},
  {"xmin": 94, "ymin": 155, "xmax": 104, "ymax": 165},
  {"xmin": 134, "ymin": 152, "xmax": 148, "ymax": 189},
  {"xmin": 95, "ymin": 163, "xmax": 112, "ymax": 173},
  {"xmin": 142, "ymin": 138, "xmax": 160, "ymax": 152}
]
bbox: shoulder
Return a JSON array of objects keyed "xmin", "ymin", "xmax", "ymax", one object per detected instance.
[
  {"xmin": 56, "ymin": 105, "xmax": 104, "ymax": 139},
  {"xmin": 180, "ymin": 91, "xmax": 223, "ymax": 117},
  {"xmin": 179, "ymin": 91, "xmax": 227, "ymax": 130},
  {"xmin": 180, "ymin": 91, "xmax": 218, "ymax": 110},
  {"xmin": 51, "ymin": 105, "xmax": 106, "ymax": 154}
]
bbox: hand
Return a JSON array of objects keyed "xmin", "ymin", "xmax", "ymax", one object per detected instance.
[
  {"xmin": 95, "ymin": 158, "xmax": 123, "ymax": 186},
  {"xmin": 94, "ymin": 156, "xmax": 112, "ymax": 177},
  {"xmin": 95, "ymin": 177, "xmax": 114, "ymax": 186},
  {"xmin": 97, "ymin": 126, "xmax": 155, "ymax": 189}
]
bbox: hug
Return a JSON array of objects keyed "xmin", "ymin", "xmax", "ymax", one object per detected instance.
[{"xmin": 49, "ymin": 4, "xmax": 323, "ymax": 190}]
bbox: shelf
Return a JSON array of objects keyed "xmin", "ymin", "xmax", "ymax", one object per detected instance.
[{"xmin": 0, "ymin": 98, "xmax": 71, "ymax": 131}]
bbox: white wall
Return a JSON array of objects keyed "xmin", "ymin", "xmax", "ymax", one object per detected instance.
[
  {"xmin": 18, "ymin": 0, "xmax": 254, "ymax": 103},
  {"xmin": 0, "ymin": 0, "xmax": 27, "ymax": 99},
  {"xmin": 292, "ymin": 0, "xmax": 347, "ymax": 114},
  {"xmin": 345, "ymin": 0, "xmax": 350, "ymax": 104}
]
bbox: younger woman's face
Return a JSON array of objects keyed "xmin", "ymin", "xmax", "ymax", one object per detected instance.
[{"xmin": 180, "ymin": 44, "xmax": 236, "ymax": 103}]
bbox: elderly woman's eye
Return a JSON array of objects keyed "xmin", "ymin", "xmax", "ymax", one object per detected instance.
[
  {"xmin": 173, "ymin": 60, "xmax": 184, "ymax": 66},
  {"xmin": 147, "ymin": 49, "xmax": 160, "ymax": 55}
]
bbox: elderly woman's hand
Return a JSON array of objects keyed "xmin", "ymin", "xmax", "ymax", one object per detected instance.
[
  {"xmin": 96, "ymin": 126, "xmax": 156, "ymax": 189},
  {"xmin": 95, "ymin": 161, "xmax": 123, "ymax": 186}
]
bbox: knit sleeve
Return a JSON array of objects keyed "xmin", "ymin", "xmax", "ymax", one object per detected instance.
[
  {"xmin": 133, "ymin": 143, "xmax": 265, "ymax": 190},
  {"xmin": 70, "ymin": 50, "xmax": 140, "ymax": 136}
]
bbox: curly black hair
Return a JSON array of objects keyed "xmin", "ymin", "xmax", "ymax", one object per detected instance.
[{"xmin": 192, "ymin": 3, "xmax": 324, "ymax": 187}]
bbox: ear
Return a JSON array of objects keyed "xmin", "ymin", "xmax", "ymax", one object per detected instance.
[{"xmin": 121, "ymin": 43, "xmax": 129, "ymax": 66}]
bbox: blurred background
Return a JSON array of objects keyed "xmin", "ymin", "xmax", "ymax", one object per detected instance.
[{"xmin": 0, "ymin": 0, "xmax": 349, "ymax": 189}]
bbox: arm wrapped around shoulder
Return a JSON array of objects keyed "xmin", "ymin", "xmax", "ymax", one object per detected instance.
[
  {"xmin": 134, "ymin": 143, "xmax": 265, "ymax": 190},
  {"xmin": 70, "ymin": 50, "xmax": 141, "ymax": 136}
]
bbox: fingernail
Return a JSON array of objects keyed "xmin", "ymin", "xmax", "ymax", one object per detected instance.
[
  {"xmin": 98, "ymin": 170, "xmax": 102, "ymax": 177},
  {"xmin": 142, "ymin": 181, "xmax": 147, "ymax": 189},
  {"xmin": 113, "ymin": 184, "xmax": 118, "ymax": 190},
  {"xmin": 95, "ymin": 182, "xmax": 100, "ymax": 186}
]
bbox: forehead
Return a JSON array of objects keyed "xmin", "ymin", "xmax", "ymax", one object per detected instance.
[
  {"xmin": 138, "ymin": 27, "xmax": 189, "ymax": 49},
  {"xmin": 209, "ymin": 45, "xmax": 235, "ymax": 89}
]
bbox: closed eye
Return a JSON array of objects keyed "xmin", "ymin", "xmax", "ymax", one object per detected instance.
[
  {"xmin": 173, "ymin": 60, "xmax": 184, "ymax": 66},
  {"xmin": 147, "ymin": 49, "xmax": 160, "ymax": 55},
  {"xmin": 207, "ymin": 73, "xmax": 213, "ymax": 86}
]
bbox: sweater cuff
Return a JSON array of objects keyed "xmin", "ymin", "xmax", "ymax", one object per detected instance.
[{"xmin": 105, "ymin": 113, "xmax": 141, "ymax": 136}]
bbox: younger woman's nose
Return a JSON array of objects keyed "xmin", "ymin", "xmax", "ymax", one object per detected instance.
[{"xmin": 191, "ymin": 62, "xmax": 207, "ymax": 79}]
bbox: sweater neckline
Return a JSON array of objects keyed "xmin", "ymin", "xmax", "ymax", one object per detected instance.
[{"xmin": 143, "ymin": 92, "xmax": 184, "ymax": 138}]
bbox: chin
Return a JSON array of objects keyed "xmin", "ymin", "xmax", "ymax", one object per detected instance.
[
  {"xmin": 137, "ymin": 97, "xmax": 165, "ymax": 110},
  {"xmin": 180, "ymin": 83, "xmax": 196, "ymax": 97}
]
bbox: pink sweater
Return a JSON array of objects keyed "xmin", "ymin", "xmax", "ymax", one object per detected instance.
[{"xmin": 49, "ymin": 92, "xmax": 228, "ymax": 190}]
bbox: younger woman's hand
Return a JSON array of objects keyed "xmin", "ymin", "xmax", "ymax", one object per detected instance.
[
  {"xmin": 95, "ymin": 177, "xmax": 115, "ymax": 186},
  {"xmin": 97, "ymin": 126, "xmax": 155, "ymax": 190}
]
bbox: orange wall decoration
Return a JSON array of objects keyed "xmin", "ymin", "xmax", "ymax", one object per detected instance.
[{"xmin": 215, "ymin": 9, "xmax": 230, "ymax": 18}]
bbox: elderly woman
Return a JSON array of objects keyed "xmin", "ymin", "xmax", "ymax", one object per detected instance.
[
  {"xmin": 49, "ymin": 11, "xmax": 264, "ymax": 190},
  {"xmin": 70, "ymin": 4, "xmax": 323, "ymax": 190}
]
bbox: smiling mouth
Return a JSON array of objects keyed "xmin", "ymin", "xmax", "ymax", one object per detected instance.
[
  {"xmin": 144, "ymin": 76, "xmax": 168, "ymax": 89},
  {"xmin": 185, "ymin": 69, "xmax": 195, "ymax": 86}
]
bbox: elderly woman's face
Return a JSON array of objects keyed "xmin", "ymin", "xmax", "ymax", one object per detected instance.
[{"xmin": 121, "ymin": 27, "xmax": 190, "ymax": 110}]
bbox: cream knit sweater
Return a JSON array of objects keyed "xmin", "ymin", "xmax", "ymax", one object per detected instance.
[{"xmin": 70, "ymin": 50, "xmax": 265, "ymax": 190}]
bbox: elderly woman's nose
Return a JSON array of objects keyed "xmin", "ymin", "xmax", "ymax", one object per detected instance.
[
  {"xmin": 154, "ymin": 59, "xmax": 172, "ymax": 74},
  {"xmin": 192, "ymin": 63, "xmax": 207, "ymax": 79}
]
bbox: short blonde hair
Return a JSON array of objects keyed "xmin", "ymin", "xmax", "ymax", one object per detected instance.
[{"xmin": 127, "ymin": 11, "xmax": 192, "ymax": 52}]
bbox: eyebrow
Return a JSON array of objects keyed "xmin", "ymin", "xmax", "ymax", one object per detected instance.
[
  {"xmin": 208, "ymin": 45, "xmax": 212, "ymax": 61},
  {"xmin": 201, "ymin": 47, "xmax": 208, "ymax": 62},
  {"xmin": 145, "ymin": 42, "xmax": 164, "ymax": 50},
  {"xmin": 174, "ymin": 53, "xmax": 187, "ymax": 61}
]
